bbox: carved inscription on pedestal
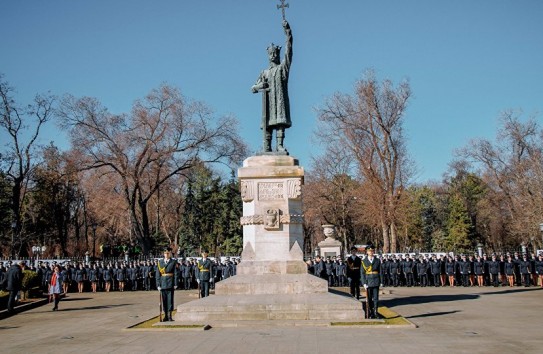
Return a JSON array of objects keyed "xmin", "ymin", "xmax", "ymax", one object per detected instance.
[{"xmin": 258, "ymin": 182, "xmax": 284, "ymax": 200}]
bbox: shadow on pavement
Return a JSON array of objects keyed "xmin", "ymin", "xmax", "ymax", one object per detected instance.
[
  {"xmin": 37, "ymin": 303, "xmax": 133, "ymax": 313},
  {"xmin": 383, "ymin": 293, "xmax": 479, "ymax": 307},
  {"xmin": 61, "ymin": 297, "xmax": 93, "ymax": 302},
  {"xmin": 328, "ymin": 288, "xmax": 357, "ymax": 298},
  {"xmin": 406, "ymin": 310, "xmax": 461, "ymax": 319},
  {"xmin": 480, "ymin": 287, "xmax": 542, "ymax": 296}
]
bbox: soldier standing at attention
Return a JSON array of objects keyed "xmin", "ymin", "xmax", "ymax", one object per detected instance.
[
  {"xmin": 487, "ymin": 254, "xmax": 501, "ymax": 287},
  {"xmin": 197, "ymin": 250, "xmax": 213, "ymax": 298},
  {"xmin": 535, "ymin": 253, "xmax": 543, "ymax": 287},
  {"xmin": 156, "ymin": 247, "xmax": 178, "ymax": 321},
  {"xmin": 402, "ymin": 254, "xmax": 415, "ymax": 287},
  {"xmin": 346, "ymin": 247, "xmax": 362, "ymax": 299},
  {"xmin": 361, "ymin": 243, "xmax": 382, "ymax": 319}
]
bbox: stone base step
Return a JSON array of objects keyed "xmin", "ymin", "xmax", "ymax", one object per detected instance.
[{"xmin": 174, "ymin": 292, "xmax": 366, "ymax": 323}]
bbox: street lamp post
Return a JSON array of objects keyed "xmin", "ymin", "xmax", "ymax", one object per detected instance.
[
  {"xmin": 476, "ymin": 243, "xmax": 484, "ymax": 258},
  {"xmin": 539, "ymin": 223, "xmax": 543, "ymax": 248},
  {"xmin": 11, "ymin": 221, "xmax": 17, "ymax": 259},
  {"xmin": 314, "ymin": 246, "xmax": 320, "ymax": 258},
  {"xmin": 32, "ymin": 245, "xmax": 47, "ymax": 267},
  {"xmin": 92, "ymin": 223, "xmax": 98, "ymax": 260}
]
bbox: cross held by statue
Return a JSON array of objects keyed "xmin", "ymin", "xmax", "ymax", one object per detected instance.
[{"xmin": 277, "ymin": 0, "xmax": 289, "ymax": 21}]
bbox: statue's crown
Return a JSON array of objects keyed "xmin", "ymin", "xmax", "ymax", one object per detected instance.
[{"xmin": 267, "ymin": 43, "xmax": 281, "ymax": 55}]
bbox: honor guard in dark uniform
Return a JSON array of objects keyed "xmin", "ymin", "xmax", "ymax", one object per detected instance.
[
  {"xmin": 458, "ymin": 255, "xmax": 471, "ymax": 287},
  {"xmin": 197, "ymin": 250, "xmax": 213, "ymax": 298},
  {"xmin": 346, "ymin": 247, "xmax": 362, "ymax": 299},
  {"xmin": 429, "ymin": 255, "xmax": 441, "ymax": 287},
  {"xmin": 535, "ymin": 253, "xmax": 543, "ymax": 288},
  {"xmin": 361, "ymin": 243, "xmax": 382, "ymax": 319},
  {"xmin": 519, "ymin": 255, "xmax": 532, "ymax": 287},
  {"xmin": 336, "ymin": 258, "xmax": 347, "ymax": 287},
  {"xmin": 402, "ymin": 254, "xmax": 415, "ymax": 287},
  {"xmin": 486, "ymin": 254, "xmax": 500, "ymax": 287},
  {"xmin": 156, "ymin": 247, "xmax": 178, "ymax": 321},
  {"xmin": 504, "ymin": 256, "xmax": 515, "ymax": 287},
  {"xmin": 417, "ymin": 256, "xmax": 429, "ymax": 287},
  {"xmin": 389, "ymin": 256, "xmax": 400, "ymax": 287}
]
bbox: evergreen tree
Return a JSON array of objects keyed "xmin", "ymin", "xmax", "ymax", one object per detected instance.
[{"xmin": 445, "ymin": 192, "xmax": 472, "ymax": 252}]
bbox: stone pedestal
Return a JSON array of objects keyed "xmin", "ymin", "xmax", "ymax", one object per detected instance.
[
  {"xmin": 318, "ymin": 237, "xmax": 342, "ymax": 258},
  {"xmin": 175, "ymin": 155, "xmax": 365, "ymax": 324}
]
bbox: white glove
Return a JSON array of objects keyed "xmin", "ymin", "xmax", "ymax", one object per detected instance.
[
  {"xmin": 157, "ymin": 287, "xmax": 161, "ymax": 291},
  {"xmin": 196, "ymin": 279, "xmax": 200, "ymax": 284},
  {"xmin": 363, "ymin": 284, "xmax": 368, "ymax": 290}
]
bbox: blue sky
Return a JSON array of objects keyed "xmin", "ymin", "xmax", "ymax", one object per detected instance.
[{"xmin": 1, "ymin": 0, "xmax": 542, "ymax": 183}]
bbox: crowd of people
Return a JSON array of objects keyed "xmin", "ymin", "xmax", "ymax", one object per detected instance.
[
  {"xmin": 0, "ymin": 255, "xmax": 239, "ymax": 313},
  {"xmin": 3, "ymin": 249, "xmax": 542, "ymax": 316},
  {"xmin": 307, "ymin": 250, "xmax": 543, "ymax": 289},
  {"xmin": 0, "ymin": 257, "xmax": 240, "ymax": 294}
]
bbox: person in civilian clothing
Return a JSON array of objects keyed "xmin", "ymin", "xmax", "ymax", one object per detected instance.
[{"xmin": 49, "ymin": 265, "xmax": 63, "ymax": 311}]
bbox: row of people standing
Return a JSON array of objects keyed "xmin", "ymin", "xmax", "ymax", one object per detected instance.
[
  {"xmin": 308, "ymin": 251, "xmax": 543, "ymax": 289},
  {"xmin": 20, "ymin": 256, "xmax": 238, "ymax": 295}
]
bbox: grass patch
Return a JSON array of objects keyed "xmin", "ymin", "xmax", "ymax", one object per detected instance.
[{"xmin": 127, "ymin": 311, "xmax": 207, "ymax": 330}]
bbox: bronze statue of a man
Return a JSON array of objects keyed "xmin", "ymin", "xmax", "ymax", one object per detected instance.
[{"xmin": 251, "ymin": 20, "xmax": 293, "ymax": 153}]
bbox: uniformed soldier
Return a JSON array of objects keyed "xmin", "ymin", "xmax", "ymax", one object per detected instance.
[
  {"xmin": 180, "ymin": 260, "xmax": 192, "ymax": 290},
  {"xmin": 361, "ymin": 243, "xmax": 382, "ymax": 319},
  {"xmin": 487, "ymin": 254, "xmax": 500, "ymax": 287},
  {"xmin": 417, "ymin": 256, "xmax": 428, "ymax": 287},
  {"xmin": 335, "ymin": 258, "xmax": 347, "ymax": 287},
  {"xmin": 474, "ymin": 255, "xmax": 485, "ymax": 287},
  {"xmin": 156, "ymin": 247, "xmax": 178, "ymax": 321},
  {"xmin": 346, "ymin": 247, "xmax": 362, "ymax": 299},
  {"xmin": 458, "ymin": 255, "xmax": 471, "ymax": 287},
  {"xmin": 445, "ymin": 255, "xmax": 456, "ymax": 286},
  {"xmin": 389, "ymin": 256, "xmax": 400, "ymax": 287},
  {"xmin": 429, "ymin": 255, "xmax": 441, "ymax": 287},
  {"xmin": 504, "ymin": 256, "xmax": 515, "ymax": 287},
  {"xmin": 197, "ymin": 250, "xmax": 213, "ymax": 298},
  {"xmin": 535, "ymin": 253, "xmax": 543, "ymax": 287},
  {"xmin": 519, "ymin": 254, "xmax": 531, "ymax": 287},
  {"xmin": 402, "ymin": 254, "xmax": 415, "ymax": 287}
]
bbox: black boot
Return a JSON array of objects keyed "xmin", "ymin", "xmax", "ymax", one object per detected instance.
[
  {"xmin": 263, "ymin": 130, "xmax": 272, "ymax": 152},
  {"xmin": 373, "ymin": 305, "xmax": 379, "ymax": 319},
  {"xmin": 276, "ymin": 128, "xmax": 287, "ymax": 153}
]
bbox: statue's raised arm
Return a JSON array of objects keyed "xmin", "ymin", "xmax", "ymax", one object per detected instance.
[{"xmin": 282, "ymin": 20, "xmax": 293, "ymax": 77}]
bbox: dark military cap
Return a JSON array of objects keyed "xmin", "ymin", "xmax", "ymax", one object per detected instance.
[{"xmin": 366, "ymin": 243, "xmax": 375, "ymax": 250}]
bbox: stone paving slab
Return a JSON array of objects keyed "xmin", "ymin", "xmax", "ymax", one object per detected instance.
[{"xmin": 0, "ymin": 286, "xmax": 541, "ymax": 353}]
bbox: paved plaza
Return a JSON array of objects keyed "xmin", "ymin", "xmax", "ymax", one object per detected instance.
[{"xmin": 1, "ymin": 286, "xmax": 541, "ymax": 354}]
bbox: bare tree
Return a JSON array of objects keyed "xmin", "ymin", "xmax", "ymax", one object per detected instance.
[
  {"xmin": 57, "ymin": 84, "xmax": 247, "ymax": 254},
  {"xmin": 460, "ymin": 110, "xmax": 543, "ymax": 249},
  {"xmin": 316, "ymin": 70, "xmax": 414, "ymax": 252},
  {"xmin": 305, "ymin": 145, "xmax": 362, "ymax": 253},
  {"xmin": 0, "ymin": 74, "xmax": 55, "ymax": 257}
]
